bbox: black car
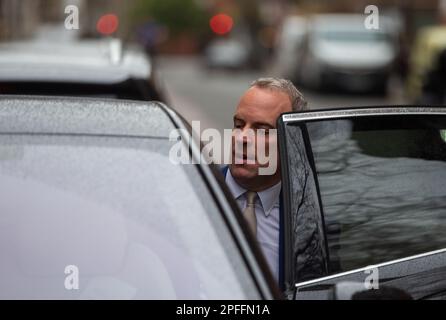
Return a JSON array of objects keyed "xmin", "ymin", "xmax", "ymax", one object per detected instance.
[
  {"xmin": 0, "ymin": 96, "xmax": 278, "ymax": 299},
  {"xmin": 0, "ymin": 40, "xmax": 165, "ymax": 102},
  {"xmin": 277, "ymin": 106, "xmax": 446, "ymax": 300}
]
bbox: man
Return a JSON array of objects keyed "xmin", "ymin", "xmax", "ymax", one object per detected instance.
[{"xmin": 222, "ymin": 77, "xmax": 307, "ymax": 288}]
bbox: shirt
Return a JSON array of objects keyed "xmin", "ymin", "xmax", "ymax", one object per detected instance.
[{"xmin": 225, "ymin": 169, "xmax": 281, "ymax": 281}]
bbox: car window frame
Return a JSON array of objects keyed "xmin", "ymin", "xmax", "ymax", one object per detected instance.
[
  {"xmin": 294, "ymin": 247, "xmax": 446, "ymax": 300},
  {"xmin": 160, "ymin": 103, "xmax": 282, "ymax": 300}
]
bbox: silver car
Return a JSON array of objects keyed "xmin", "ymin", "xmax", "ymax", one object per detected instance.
[
  {"xmin": 0, "ymin": 40, "xmax": 166, "ymax": 102},
  {"xmin": 295, "ymin": 14, "xmax": 399, "ymax": 93},
  {"xmin": 0, "ymin": 96, "xmax": 278, "ymax": 299}
]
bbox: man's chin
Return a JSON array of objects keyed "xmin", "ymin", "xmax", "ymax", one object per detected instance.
[{"xmin": 229, "ymin": 163, "xmax": 258, "ymax": 180}]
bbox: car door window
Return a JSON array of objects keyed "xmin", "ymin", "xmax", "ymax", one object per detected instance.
[{"xmin": 282, "ymin": 113, "xmax": 446, "ymax": 281}]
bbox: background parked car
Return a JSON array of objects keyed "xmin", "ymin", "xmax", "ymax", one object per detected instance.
[
  {"xmin": 204, "ymin": 37, "xmax": 252, "ymax": 71},
  {"xmin": 0, "ymin": 96, "xmax": 278, "ymax": 299},
  {"xmin": 0, "ymin": 39, "xmax": 166, "ymax": 102},
  {"xmin": 419, "ymin": 48, "xmax": 446, "ymax": 104},
  {"xmin": 407, "ymin": 25, "xmax": 446, "ymax": 103},
  {"xmin": 294, "ymin": 14, "xmax": 399, "ymax": 93},
  {"xmin": 273, "ymin": 15, "xmax": 307, "ymax": 79},
  {"xmin": 203, "ymin": 25, "xmax": 262, "ymax": 71}
]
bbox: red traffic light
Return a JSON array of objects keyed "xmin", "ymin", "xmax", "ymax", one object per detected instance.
[
  {"xmin": 209, "ymin": 14, "xmax": 233, "ymax": 35},
  {"xmin": 97, "ymin": 14, "xmax": 119, "ymax": 36}
]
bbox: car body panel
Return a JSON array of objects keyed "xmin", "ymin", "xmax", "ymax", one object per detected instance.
[
  {"xmin": 0, "ymin": 96, "xmax": 278, "ymax": 299},
  {"xmin": 294, "ymin": 248, "xmax": 446, "ymax": 300}
]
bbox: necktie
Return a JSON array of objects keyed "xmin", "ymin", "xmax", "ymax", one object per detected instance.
[{"xmin": 243, "ymin": 191, "xmax": 257, "ymax": 237}]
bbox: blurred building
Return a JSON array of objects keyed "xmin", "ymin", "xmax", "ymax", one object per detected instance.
[
  {"xmin": 0, "ymin": 0, "xmax": 137, "ymax": 42},
  {"xmin": 0, "ymin": 0, "xmax": 40, "ymax": 41}
]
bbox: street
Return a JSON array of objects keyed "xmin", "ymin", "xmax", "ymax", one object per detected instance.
[{"xmin": 157, "ymin": 56, "xmax": 406, "ymax": 132}]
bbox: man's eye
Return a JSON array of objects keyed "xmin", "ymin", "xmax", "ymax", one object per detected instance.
[{"xmin": 256, "ymin": 128, "xmax": 270, "ymax": 134}]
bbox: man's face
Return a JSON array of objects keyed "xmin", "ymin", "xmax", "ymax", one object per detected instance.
[{"xmin": 230, "ymin": 86, "xmax": 292, "ymax": 185}]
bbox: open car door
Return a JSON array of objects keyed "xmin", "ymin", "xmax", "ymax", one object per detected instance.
[{"xmin": 278, "ymin": 107, "xmax": 446, "ymax": 300}]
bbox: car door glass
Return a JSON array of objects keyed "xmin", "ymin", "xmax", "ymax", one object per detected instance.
[
  {"xmin": 281, "ymin": 124, "xmax": 329, "ymax": 290},
  {"xmin": 303, "ymin": 116, "xmax": 446, "ymax": 274}
]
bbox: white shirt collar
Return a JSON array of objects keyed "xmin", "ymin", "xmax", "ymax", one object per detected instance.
[{"xmin": 225, "ymin": 168, "xmax": 281, "ymax": 217}]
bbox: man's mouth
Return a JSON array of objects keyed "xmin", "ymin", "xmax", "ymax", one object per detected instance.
[{"xmin": 233, "ymin": 152, "xmax": 256, "ymax": 164}]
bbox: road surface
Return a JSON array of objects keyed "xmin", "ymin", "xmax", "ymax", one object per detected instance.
[{"xmin": 156, "ymin": 56, "xmax": 406, "ymax": 132}]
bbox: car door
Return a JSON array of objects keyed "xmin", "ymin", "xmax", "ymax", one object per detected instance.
[{"xmin": 278, "ymin": 107, "xmax": 446, "ymax": 300}]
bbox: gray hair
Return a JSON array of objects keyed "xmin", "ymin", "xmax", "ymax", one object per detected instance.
[{"xmin": 250, "ymin": 77, "xmax": 307, "ymax": 111}]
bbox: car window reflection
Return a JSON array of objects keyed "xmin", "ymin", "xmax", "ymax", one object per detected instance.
[
  {"xmin": 0, "ymin": 135, "xmax": 256, "ymax": 299},
  {"xmin": 305, "ymin": 117, "xmax": 446, "ymax": 274}
]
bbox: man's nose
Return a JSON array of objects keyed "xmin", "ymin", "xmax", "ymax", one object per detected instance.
[{"xmin": 234, "ymin": 128, "xmax": 255, "ymax": 144}]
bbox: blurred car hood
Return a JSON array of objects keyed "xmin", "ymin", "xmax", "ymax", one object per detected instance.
[
  {"xmin": 0, "ymin": 40, "xmax": 152, "ymax": 84},
  {"xmin": 205, "ymin": 39, "xmax": 250, "ymax": 64},
  {"xmin": 311, "ymin": 39, "xmax": 395, "ymax": 70}
]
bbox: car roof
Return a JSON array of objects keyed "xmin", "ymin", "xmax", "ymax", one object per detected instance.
[
  {"xmin": 0, "ymin": 40, "xmax": 152, "ymax": 84},
  {"xmin": 0, "ymin": 96, "xmax": 174, "ymax": 138}
]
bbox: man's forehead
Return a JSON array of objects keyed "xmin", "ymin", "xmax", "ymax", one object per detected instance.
[{"xmin": 236, "ymin": 87, "xmax": 292, "ymax": 114}]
